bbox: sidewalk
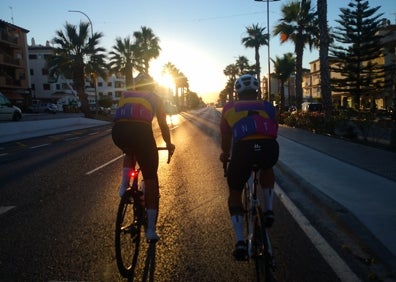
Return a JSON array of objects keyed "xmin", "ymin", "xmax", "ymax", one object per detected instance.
[
  {"xmin": 277, "ymin": 125, "xmax": 396, "ymax": 269},
  {"xmin": 0, "ymin": 116, "xmax": 110, "ymax": 143}
]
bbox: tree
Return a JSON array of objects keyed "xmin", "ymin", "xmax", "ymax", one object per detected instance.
[
  {"xmin": 317, "ymin": 0, "xmax": 332, "ymax": 116},
  {"xmin": 272, "ymin": 53, "xmax": 296, "ymax": 112},
  {"xmin": 273, "ymin": 0, "xmax": 318, "ymax": 109},
  {"xmin": 241, "ymin": 23, "xmax": 268, "ymax": 100},
  {"xmin": 108, "ymin": 36, "xmax": 137, "ymax": 90},
  {"xmin": 223, "ymin": 64, "xmax": 239, "ymax": 102},
  {"xmin": 330, "ymin": 0, "xmax": 385, "ymax": 110},
  {"xmin": 235, "ymin": 56, "xmax": 250, "ymax": 74},
  {"xmin": 133, "ymin": 26, "xmax": 161, "ymax": 75},
  {"xmin": 49, "ymin": 22, "xmax": 107, "ymax": 116},
  {"xmin": 163, "ymin": 62, "xmax": 181, "ymax": 111}
]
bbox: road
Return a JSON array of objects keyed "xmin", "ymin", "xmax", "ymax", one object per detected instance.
[{"xmin": 0, "ymin": 108, "xmax": 390, "ymax": 281}]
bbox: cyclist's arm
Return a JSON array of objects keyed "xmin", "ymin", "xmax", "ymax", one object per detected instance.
[{"xmin": 155, "ymin": 96, "xmax": 172, "ymax": 147}]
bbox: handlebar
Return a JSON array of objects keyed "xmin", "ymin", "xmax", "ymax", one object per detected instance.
[{"xmin": 157, "ymin": 147, "xmax": 174, "ymax": 164}]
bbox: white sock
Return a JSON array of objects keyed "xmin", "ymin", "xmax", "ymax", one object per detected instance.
[
  {"xmin": 231, "ymin": 215, "xmax": 245, "ymax": 242},
  {"xmin": 263, "ymin": 188, "xmax": 273, "ymax": 211},
  {"xmin": 119, "ymin": 167, "xmax": 131, "ymax": 197}
]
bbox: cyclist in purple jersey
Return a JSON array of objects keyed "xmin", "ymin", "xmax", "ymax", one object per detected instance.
[
  {"xmin": 220, "ymin": 74, "xmax": 279, "ymax": 260},
  {"xmin": 112, "ymin": 73, "xmax": 175, "ymax": 241}
]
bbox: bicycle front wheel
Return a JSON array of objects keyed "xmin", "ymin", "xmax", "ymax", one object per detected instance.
[
  {"xmin": 115, "ymin": 193, "xmax": 141, "ymax": 278},
  {"xmin": 253, "ymin": 211, "xmax": 274, "ymax": 282}
]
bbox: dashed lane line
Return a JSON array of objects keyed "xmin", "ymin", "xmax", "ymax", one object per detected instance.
[
  {"xmin": 0, "ymin": 206, "xmax": 16, "ymax": 216},
  {"xmin": 275, "ymin": 183, "xmax": 361, "ymax": 282},
  {"xmin": 85, "ymin": 154, "xmax": 124, "ymax": 175}
]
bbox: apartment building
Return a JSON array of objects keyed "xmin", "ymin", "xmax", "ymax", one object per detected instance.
[
  {"xmin": 0, "ymin": 19, "xmax": 30, "ymax": 110},
  {"xmin": 303, "ymin": 22, "xmax": 396, "ymax": 110},
  {"xmin": 28, "ymin": 40, "xmax": 126, "ymax": 111}
]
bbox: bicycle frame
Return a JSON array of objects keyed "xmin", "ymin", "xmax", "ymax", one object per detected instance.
[
  {"xmin": 115, "ymin": 147, "xmax": 173, "ymax": 279},
  {"xmin": 224, "ymin": 161, "xmax": 276, "ymax": 281}
]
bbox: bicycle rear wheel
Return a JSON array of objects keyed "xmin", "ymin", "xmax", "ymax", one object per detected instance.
[
  {"xmin": 115, "ymin": 192, "xmax": 142, "ymax": 278},
  {"xmin": 253, "ymin": 211, "xmax": 274, "ymax": 282}
]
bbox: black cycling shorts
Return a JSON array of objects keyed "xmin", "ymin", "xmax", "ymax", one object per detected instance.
[
  {"xmin": 227, "ymin": 139, "xmax": 279, "ymax": 190},
  {"xmin": 112, "ymin": 121, "xmax": 158, "ymax": 179}
]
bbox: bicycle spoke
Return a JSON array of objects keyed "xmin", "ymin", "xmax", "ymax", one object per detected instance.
[{"xmin": 115, "ymin": 197, "xmax": 142, "ymax": 278}]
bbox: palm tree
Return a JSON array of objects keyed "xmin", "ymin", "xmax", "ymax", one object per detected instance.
[
  {"xmin": 163, "ymin": 62, "xmax": 180, "ymax": 110},
  {"xmin": 133, "ymin": 26, "xmax": 161, "ymax": 75},
  {"xmin": 108, "ymin": 36, "xmax": 137, "ymax": 90},
  {"xmin": 273, "ymin": 0, "xmax": 318, "ymax": 110},
  {"xmin": 235, "ymin": 56, "xmax": 250, "ymax": 75},
  {"xmin": 241, "ymin": 23, "xmax": 268, "ymax": 100},
  {"xmin": 317, "ymin": 0, "xmax": 332, "ymax": 116},
  {"xmin": 49, "ymin": 22, "xmax": 107, "ymax": 116},
  {"xmin": 223, "ymin": 63, "xmax": 239, "ymax": 101},
  {"xmin": 272, "ymin": 53, "xmax": 296, "ymax": 112}
]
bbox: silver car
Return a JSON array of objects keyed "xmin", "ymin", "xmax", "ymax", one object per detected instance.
[{"xmin": 0, "ymin": 93, "xmax": 22, "ymax": 121}]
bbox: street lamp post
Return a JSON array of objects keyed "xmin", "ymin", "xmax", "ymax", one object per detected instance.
[
  {"xmin": 68, "ymin": 10, "xmax": 98, "ymax": 117},
  {"xmin": 254, "ymin": 0, "xmax": 280, "ymax": 102}
]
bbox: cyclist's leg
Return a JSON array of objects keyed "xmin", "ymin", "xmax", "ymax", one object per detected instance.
[
  {"xmin": 112, "ymin": 122, "xmax": 137, "ymax": 197},
  {"xmin": 258, "ymin": 139, "xmax": 279, "ymax": 228},
  {"xmin": 134, "ymin": 130, "xmax": 160, "ymax": 241},
  {"xmin": 227, "ymin": 143, "xmax": 252, "ymax": 260}
]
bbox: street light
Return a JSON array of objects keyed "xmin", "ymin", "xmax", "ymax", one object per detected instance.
[
  {"xmin": 254, "ymin": 0, "xmax": 280, "ymax": 101},
  {"xmin": 68, "ymin": 10, "xmax": 98, "ymax": 117}
]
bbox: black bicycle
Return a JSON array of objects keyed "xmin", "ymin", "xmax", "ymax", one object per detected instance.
[
  {"xmin": 224, "ymin": 161, "xmax": 276, "ymax": 282},
  {"xmin": 115, "ymin": 147, "xmax": 172, "ymax": 280}
]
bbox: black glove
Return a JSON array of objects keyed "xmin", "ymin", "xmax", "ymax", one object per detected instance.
[{"xmin": 219, "ymin": 152, "xmax": 230, "ymax": 163}]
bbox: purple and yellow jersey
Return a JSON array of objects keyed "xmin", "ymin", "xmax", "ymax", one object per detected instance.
[
  {"xmin": 220, "ymin": 100, "xmax": 278, "ymax": 142},
  {"xmin": 113, "ymin": 91, "xmax": 158, "ymax": 124}
]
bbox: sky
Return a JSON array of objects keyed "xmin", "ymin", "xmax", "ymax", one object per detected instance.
[{"xmin": 1, "ymin": 0, "xmax": 395, "ymax": 103}]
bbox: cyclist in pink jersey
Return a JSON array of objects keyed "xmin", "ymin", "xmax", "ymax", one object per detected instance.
[
  {"xmin": 112, "ymin": 73, "xmax": 175, "ymax": 241},
  {"xmin": 220, "ymin": 74, "xmax": 279, "ymax": 260}
]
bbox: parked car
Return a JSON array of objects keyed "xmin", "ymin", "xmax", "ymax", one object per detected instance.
[
  {"xmin": 27, "ymin": 103, "xmax": 58, "ymax": 114},
  {"xmin": 0, "ymin": 92, "xmax": 22, "ymax": 121},
  {"xmin": 301, "ymin": 102, "xmax": 323, "ymax": 113}
]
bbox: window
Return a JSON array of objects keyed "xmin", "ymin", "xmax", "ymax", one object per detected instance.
[
  {"xmin": 42, "ymin": 69, "xmax": 49, "ymax": 75},
  {"xmin": 107, "ymin": 81, "xmax": 112, "ymax": 87},
  {"xmin": 30, "ymin": 69, "xmax": 34, "ymax": 76},
  {"xmin": 43, "ymin": 84, "xmax": 50, "ymax": 90},
  {"xmin": 29, "ymin": 54, "xmax": 37, "ymax": 59}
]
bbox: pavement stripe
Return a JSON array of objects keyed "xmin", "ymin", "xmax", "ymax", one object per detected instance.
[
  {"xmin": 30, "ymin": 143, "xmax": 50, "ymax": 149},
  {"xmin": 0, "ymin": 206, "xmax": 16, "ymax": 216},
  {"xmin": 85, "ymin": 154, "xmax": 124, "ymax": 175},
  {"xmin": 275, "ymin": 184, "xmax": 360, "ymax": 282}
]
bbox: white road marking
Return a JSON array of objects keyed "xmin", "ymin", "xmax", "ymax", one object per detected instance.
[
  {"xmin": 85, "ymin": 154, "xmax": 124, "ymax": 175},
  {"xmin": 65, "ymin": 137, "xmax": 81, "ymax": 141},
  {"xmin": 274, "ymin": 184, "xmax": 361, "ymax": 282},
  {"xmin": 0, "ymin": 206, "xmax": 16, "ymax": 215},
  {"xmin": 30, "ymin": 143, "xmax": 50, "ymax": 149}
]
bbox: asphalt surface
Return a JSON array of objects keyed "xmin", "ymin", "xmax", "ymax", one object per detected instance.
[{"xmin": 1, "ymin": 112, "xmax": 395, "ymax": 274}]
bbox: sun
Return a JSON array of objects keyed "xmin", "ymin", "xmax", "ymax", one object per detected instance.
[{"xmin": 156, "ymin": 73, "xmax": 174, "ymax": 89}]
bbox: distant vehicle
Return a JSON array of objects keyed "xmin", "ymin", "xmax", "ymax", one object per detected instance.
[
  {"xmin": 301, "ymin": 102, "xmax": 323, "ymax": 113},
  {"xmin": 0, "ymin": 92, "xmax": 22, "ymax": 121},
  {"xmin": 27, "ymin": 102, "xmax": 58, "ymax": 114}
]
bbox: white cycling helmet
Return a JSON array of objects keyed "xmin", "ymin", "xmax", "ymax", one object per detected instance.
[{"xmin": 235, "ymin": 74, "xmax": 259, "ymax": 94}]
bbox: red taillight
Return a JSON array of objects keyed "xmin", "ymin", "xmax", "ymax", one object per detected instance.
[{"xmin": 129, "ymin": 169, "xmax": 138, "ymax": 179}]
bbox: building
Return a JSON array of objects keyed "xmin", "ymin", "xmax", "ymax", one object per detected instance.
[
  {"xmin": 304, "ymin": 22, "xmax": 396, "ymax": 110},
  {"xmin": 28, "ymin": 40, "xmax": 126, "ymax": 111},
  {"xmin": 28, "ymin": 40, "xmax": 79, "ymax": 111},
  {"xmin": 0, "ymin": 19, "xmax": 30, "ymax": 110}
]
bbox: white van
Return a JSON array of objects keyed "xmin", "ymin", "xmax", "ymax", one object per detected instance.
[
  {"xmin": 0, "ymin": 92, "xmax": 22, "ymax": 121},
  {"xmin": 301, "ymin": 102, "xmax": 323, "ymax": 113}
]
